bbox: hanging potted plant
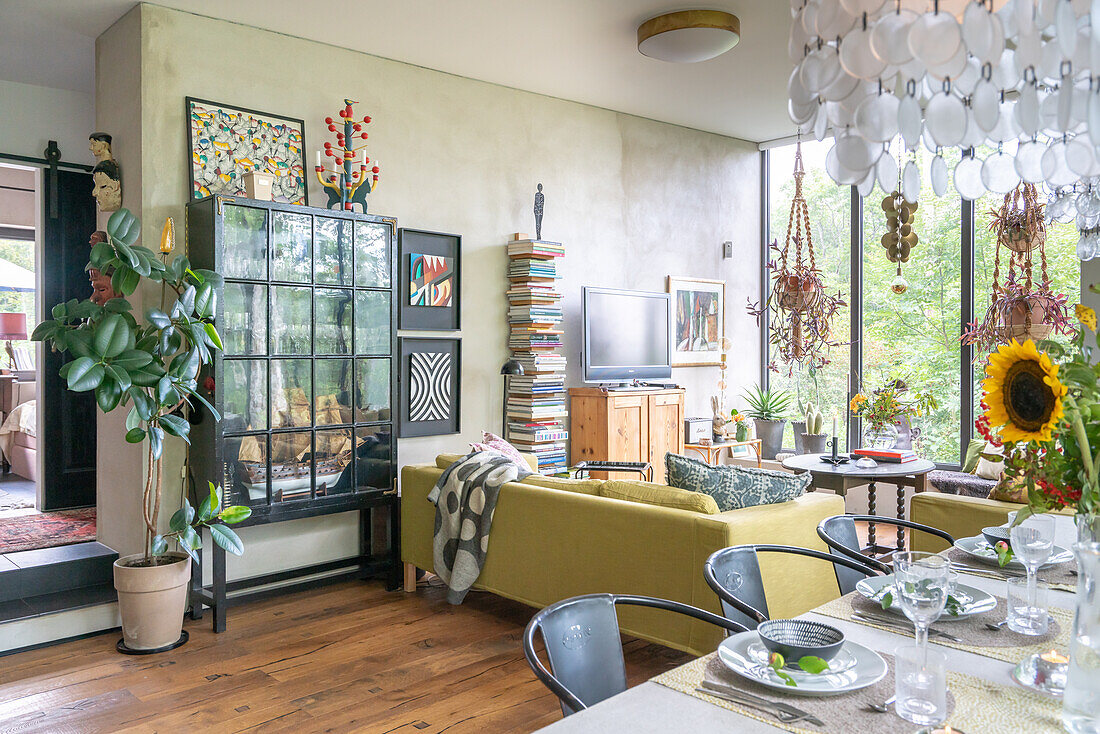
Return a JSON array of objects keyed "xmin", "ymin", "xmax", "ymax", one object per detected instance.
[
  {"xmin": 963, "ymin": 183, "xmax": 1074, "ymax": 355},
  {"xmin": 747, "ymin": 142, "xmax": 845, "ymax": 376},
  {"xmin": 32, "ymin": 210, "xmax": 251, "ymax": 653}
]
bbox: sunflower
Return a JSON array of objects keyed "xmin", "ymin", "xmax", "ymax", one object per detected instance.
[
  {"xmin": 1075, "ymin": 304, "xmax": 1097, "ymax": 332},
  {"xmin": 983, "ymin": 339, "xmax": 1066, "ymax": 443}
]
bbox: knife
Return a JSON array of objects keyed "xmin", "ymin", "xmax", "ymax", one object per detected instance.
[
  {"xmin": 698, "ymin": 682, "xmax": 825, "ymax": 727},
  {"xmin": 850, "ymin": 611, "xmax": 963, "ymax": 643}
]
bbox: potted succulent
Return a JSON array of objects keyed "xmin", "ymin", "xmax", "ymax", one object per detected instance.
[
  {"xmin": 741, "ymin": 384, "xmax": 792, "ymax": 460},
  {"xmin": 32, "ymin": 209, "xmax": 251, "ymax": 652},
  {"xmin": 801, "ymin": 402, "xmax": 828, "ymax": 454}
]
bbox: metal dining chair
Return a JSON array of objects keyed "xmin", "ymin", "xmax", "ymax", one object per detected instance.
[
  {"xmin": 703, "ymin": 544, "xmax": 883, "ymax": 630},
  {"xmin": 817, "ymin": 514, "xmax": 956, "ymax": 583},
  {"xmin": 523, "ymin": 593, "xmax": 747, "ymax": 717}
]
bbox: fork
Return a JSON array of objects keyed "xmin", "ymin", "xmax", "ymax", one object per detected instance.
[{"xmin": 698, "ymin": 681, "xmax": 825, "ymax": 727}]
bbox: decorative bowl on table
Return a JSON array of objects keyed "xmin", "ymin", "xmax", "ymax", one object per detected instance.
[
  {"xmin": 981, "ymin": 525, "xmax": 1012, "ymax": 549},
  {"xmin": 757, "ymin": 619, "xmax": 845, "ymax": 664}
]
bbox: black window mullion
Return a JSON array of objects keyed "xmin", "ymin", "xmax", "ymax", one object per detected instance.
[
  {"xmin": 760, "ymin": 149, "xmax": 771, "ymax": 389},
  {"xmin": 849, "ymin": 185, "xmax": 863, "ymax": 453}
]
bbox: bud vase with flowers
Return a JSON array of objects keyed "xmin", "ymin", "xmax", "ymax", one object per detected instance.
[{"xmin": 849, "ymin": 378, "xmax": 937, "ymax": 451}]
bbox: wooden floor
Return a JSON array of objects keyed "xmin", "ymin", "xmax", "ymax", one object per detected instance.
[{"xmin": 0, "ymin": 578, "xmax": 690, "ymax": 733}]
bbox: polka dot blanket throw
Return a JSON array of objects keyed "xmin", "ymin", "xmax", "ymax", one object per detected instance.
[{"xmin": 427, "ymin": 451, "xmax": 532, "ymax": 603}]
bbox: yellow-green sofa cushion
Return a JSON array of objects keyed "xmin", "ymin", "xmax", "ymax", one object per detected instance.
[
  {"xmin": 521, "ymin": 475, "xmax": 603, "ymax": 496},
  {"xmin": 599, "ymin": 479, "xmax": 720, "ymax": 514}
]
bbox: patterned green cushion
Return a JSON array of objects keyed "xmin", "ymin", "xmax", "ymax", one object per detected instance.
[{"xmin": 665, "ymin": 452, "xmax": 810, "ymax": 511}]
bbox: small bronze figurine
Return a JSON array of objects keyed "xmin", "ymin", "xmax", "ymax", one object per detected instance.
[{"xmin": 534, "ymin": 183, "xmax": 544, "ymax": 241}]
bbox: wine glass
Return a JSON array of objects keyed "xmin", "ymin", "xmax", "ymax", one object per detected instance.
[
  {"xmin": 1009, "ymin": 514, "xmax": 1055, "ymax": 634},
  {"xmin": 893, "ymin": 551, "xmax": 950, "ymax": 654}
]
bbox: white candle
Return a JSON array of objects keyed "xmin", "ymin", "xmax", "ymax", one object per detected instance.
[
  {"xmin": 316, "ymin": 150, "xmax": 321, "ymax": 168},
  {"xmin": 832, "ymin": 414, "xmax": 838, "ymax": 438}
]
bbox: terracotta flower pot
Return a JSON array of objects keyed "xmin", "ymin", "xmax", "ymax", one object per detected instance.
[
  {"xmin": 1002, "ymin": 224, "xmax": 1045, "ymax": 254},
  {"xmin": 113, "ymin": 552, "xmax": 191, "ymax": 651},
  {"xmin": 777, "ymin": 275, "xmax": 821, "ymax": 313},
  {"xmin": 1002, "ymin": 297, "xmax": 1053, "ymax": 342}
]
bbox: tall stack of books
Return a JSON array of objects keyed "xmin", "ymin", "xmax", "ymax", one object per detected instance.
[{"xmin": 506, "ymin": 236, "xmax": 567, "ymax": 474}]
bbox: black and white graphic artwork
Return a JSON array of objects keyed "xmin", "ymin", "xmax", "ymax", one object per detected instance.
[
  {"xmin": 399, "ymin": 337, "xmax": 461, "ymax": 437},
  {"xmin": 409, "ymin": 352, "xmax": 452, "ymax": 422}
]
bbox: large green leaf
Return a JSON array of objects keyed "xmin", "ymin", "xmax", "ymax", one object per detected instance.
[
  {"xmin": 89, "ymin": 240, "xmax": 114, "ymax": 267},
  {"xmin": 218, "ymin": 505, "xmax": 252, "ymax": 524},
  {"xmin": 158, "ymin": 412, "xmax": 190, "ymax": 442},
  {"xmin": 186, "ymin": 386, "xmax": 221, "ymax": 421},
  {"xmin": 156, "ymin": 375, "xmax": 178, "ymax": 406},
  {"xmin": 95, "ymin": 378, "xmax": 122, "ymax": 412},
  {"xmin": 105, "ymin": 363, "xmax": 132, "ymax": 392},
  {"xmin": 194, "ymin": 283, "xmax": 214, "ymax": 319},
  {"xmin": 93, "ymin": 314, "xmax": 130, "ymax": 358},
  {"xmin": 67, "ymin": 357, "xmax": 104, "ymax": 392},
  {"xmin": 106, "ymin": 208, "xmax": 141, "ymax": 247},
  {"xmin": 203, "ymin": 322, "xmax": 223, "ymax": 351},
  {"xmin": 208, "ymin": 523, "xmax": 244, "ymax": 556},
  {"xmin": 103, "ymin": 298, "xmax": 132, "ymax": 313},
  {"xmin": 151, "ymin": 535, "xmax": 169, "ymax": 556},
  {"xmin": 146, "ymin": 309, "xmax": 171, "ymax": 329},
  {"xmin": 148, "ymin": 424, "xmax": 163, "ymax": 460},
  {"xmin": 170, "ymin": 348, "xmax": 201, "ymax": 381},
  {"xmin": 129, "ymin": 389, "xmax": 155, "ymax": 420},
  {"xmin": 124, "ymin": 427, "xmax": 146, "ymax": 443},
  {"xmin": 169, "ymin": 499, "xmax": 195, "ymax": 532},
  {"xmin": 196, "ymin": 482, "xmax": 217, "ymax": 522},
  {"xmin": 67, "ymin": 330, "xmax": 95, "ymax": 359},
  {"xmin": 112, "ymin": 349, "xmax": 153, "ymax": 371}
]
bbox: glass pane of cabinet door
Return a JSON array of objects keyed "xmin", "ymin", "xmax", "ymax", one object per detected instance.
[
  {"xmin": 316, "ymin": 217, "xmax": 352, "ymax": 286},
  {"xmin": 272, "ymin": 211, "xmax": 312, "ymax": 282},
  {"xmin": 355, "ymin": 291, "xmax": 391, "ymax": 355},
  {"xmin": 222, "ymin": 282, "xmax": 267, "ymax": 356},
  {"xmin": 315, "ymin": 288, "xmax": 353, "ymax": 355},
  {"xmin": 222, "ymin": 205, "xmax": 268, "ymax": 280},
  {"xmin": 315, "ymin": 358, "xmax": 352, "ymax": 425},
  {"xmin": 356, "ymin": 221, "xmax": 391, "ymax": 287},
  {"xmin": 223, "ymin": 359, "xmax": 267, "ymax": 431},
  {"xmin": 271, "ymin": 286, "xmax": 312, "ymax": 354},
  {"xmin": 271, "ymin": 358, "xmax": 312, "ymax": 428}
]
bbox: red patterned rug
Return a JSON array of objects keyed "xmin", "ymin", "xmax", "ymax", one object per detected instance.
[{"xmin": 0, "ymin": 509, "xmax": 97, "ymax": 554}]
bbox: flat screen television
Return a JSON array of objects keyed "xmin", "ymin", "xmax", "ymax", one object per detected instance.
[{"xmin": 583, "ymin": 286, "xmax": 672, "ymax": 383}]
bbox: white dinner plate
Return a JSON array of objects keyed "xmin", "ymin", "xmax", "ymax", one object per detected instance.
[
  {"xmin": 855, "ymin": 574, "xmax": 997, "ymax": 620},
  {"xmin": 954, "ymin": 536, "xmax": 1074, "ymax": 569},
  {"xmin": 716, "ymin": 631, "xmax": 887, "ymax": 697}
]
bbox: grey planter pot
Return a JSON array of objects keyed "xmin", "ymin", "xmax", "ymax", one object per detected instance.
[
  {"xmin": 791, "ymin": 421, "xmax": 807, "ymax": 454},
  {"xmin": 801, "ymin": 433, "xmax": 829, "ymax": 454},
  {"xmin": 754, "ymin": 419, "xmax": 787, "ymax": 460}
]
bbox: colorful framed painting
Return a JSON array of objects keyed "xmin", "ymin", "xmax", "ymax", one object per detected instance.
[
  {"xmin": 667, "ymin": 276, "xmax": 725, "ymax": 367},
  {"xmin": 186, "ymin": 97, "xmax": 308, "ymax": 205},
  {"xmin": 399, "ymin": 337, "xmax": 461, "ymax": 437},
  {"xmin": 398, "ymin": 229, "xmax": 461, "ymax": 330}
]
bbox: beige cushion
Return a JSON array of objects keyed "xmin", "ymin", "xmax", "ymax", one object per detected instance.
[
  {"xmin": 599, "ymin": 479, "xmax": 720, "ymax": 514},
  {"xmin": 521, "ymin": 475, "xmax": 603, "ymax": 496}
]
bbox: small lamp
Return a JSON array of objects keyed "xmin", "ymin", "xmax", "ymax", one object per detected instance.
[
  {"xmin": 500, "ymin": 359, "xmax": 524, "ymax": 437},
  {"xmin": 0, "ymin": 313, "xmax": 27, "ymax": 371}
]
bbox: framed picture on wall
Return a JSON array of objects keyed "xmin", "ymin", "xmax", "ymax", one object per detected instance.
[
  {"xmin": 667, "ymin": 276, "xmax": 725, "ymax": 367},
  {"xmin": 185, "ymin": 97, "xmax": 308, "ymax": 205},
  {"xmin": 399, "ymin": 337, "xmax": 461, "ymax": 437},
  {"xmin": 398, "ymin": 229, "xmax": 461, "ymax": 330}
]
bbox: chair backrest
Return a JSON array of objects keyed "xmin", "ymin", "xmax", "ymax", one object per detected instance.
[
  {"xmin": 524, "ymin": 593, "xmax": 746, "ymax": 717},
  {"xmin": 817, "ymin": 514, "xmax": 956, "ymax": 577},
  {"xmin": 704, "ymin": 544, "xmax": 881, "ymax": 629}
]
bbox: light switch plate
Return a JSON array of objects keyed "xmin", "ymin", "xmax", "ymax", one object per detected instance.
[{"xmin": 722, "ymin": 241, "xmax": 733, "ymax": 259}]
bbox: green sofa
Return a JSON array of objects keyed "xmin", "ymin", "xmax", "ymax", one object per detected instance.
[{"xmin": 401, "ymin": 453, "xmax": 846, "ymax": 656}]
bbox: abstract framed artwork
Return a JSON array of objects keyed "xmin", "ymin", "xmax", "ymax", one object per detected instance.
[
  {"xmin": 186, "ymin": 97, "xmax": 308, "ymax": 205},
  {"xmin": 399, "ymin": 337, "xmax": 461, "ymax": 437},
  {"xmin": 398, "ymin": 229, "xmax": 461, "ymax": 330},
  {"xmin": 667, "ymin": 276, "xmax": 725, "ymax": 367}
]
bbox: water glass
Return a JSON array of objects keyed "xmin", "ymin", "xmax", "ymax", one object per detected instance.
[
  {"xmin": 1006, "ymin": 577, "xmax": 1050, "ymax": 636},
  {"xmin": 893, "ymin": 551, "xmax": 950, "ymax": 651},
  {"xmin": 895, "ymin": 644, "xmax": 948, "ymax": 727}
]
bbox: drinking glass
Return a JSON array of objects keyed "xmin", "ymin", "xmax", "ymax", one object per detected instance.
[
  {"xmin": 1010, "ymin": 514, "xmax": 1055, "ymax": 634},
  {"xmin": 893, "ymin": 551, "xmax": 950, "ymax": 653},
  {"xmin": 1006, "ymin": 577, "xmax": 1050, "ymax": 636},
  {"xmin": 895, "ymin": 644, "xmax": 948, "ymax": 726}
]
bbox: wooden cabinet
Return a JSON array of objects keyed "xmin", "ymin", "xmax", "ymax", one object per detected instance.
[{"xmin": 568, "ymin": 387, "xmax": 685, "ymax": 481}]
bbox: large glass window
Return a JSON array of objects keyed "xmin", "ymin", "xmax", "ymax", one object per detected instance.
[
  {"xmin": 764, "ymin": 142, "xmax": 1081, "ymax": 467},
  {"xmin": 767, "ymin": 140, "xmax": 851, "ymax": 447}
]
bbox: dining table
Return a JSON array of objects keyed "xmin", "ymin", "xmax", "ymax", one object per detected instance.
[{"xmin": 536, "ymin": 515, "xmax": 1081, "ymax": 733}]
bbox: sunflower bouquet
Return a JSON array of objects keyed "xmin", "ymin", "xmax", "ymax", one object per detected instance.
[
  {"xmin": 849, "ymin": 379, "xmax": 938, "ymax": 431},
  {"xmin": 978, "ymin": 297, "xmax": 1100, "ymax": 536}
]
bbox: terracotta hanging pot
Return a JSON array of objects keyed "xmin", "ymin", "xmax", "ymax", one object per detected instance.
[
  {"xmin": 1001, "ymin": 296, "xmax": 1053, "ymax": 342},
  {"xmin": 1002, "ymin": 222, "xmax": 1045, "ymax": 254},
  {"xmin": 777, "ymin": 275, "xmax": 821, "ymax": 313}
]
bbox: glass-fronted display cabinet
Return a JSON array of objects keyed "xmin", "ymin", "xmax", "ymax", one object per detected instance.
[{"xmin": 185, "ymin": 195, "xmax": 399, "ymax": 631}]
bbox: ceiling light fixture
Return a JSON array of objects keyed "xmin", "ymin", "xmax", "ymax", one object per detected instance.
[{"xmin": 637, "ymin": 10, "xmax": 741, "ymax": 63}]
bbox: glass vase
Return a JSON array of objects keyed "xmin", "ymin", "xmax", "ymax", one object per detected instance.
[
  {"xmin": 735, "ymin": 421, "xmax": 748, "ymax": 442},
  {"xmin": 1063, "ymin": 516, "xmax": 1100, "ymax": 734},
  {"xmin": 862, "ymin": 422, "xmax": 899, "ymax": 450}
]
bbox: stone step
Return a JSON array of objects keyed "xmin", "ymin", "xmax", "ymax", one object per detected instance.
[{"xmin": 0, "ymin": 542, "xmax": 117, "ymax": 605}]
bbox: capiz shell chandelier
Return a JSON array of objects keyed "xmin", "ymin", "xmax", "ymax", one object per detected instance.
[{"xmin": 788, "ymin": 0, "xmax": 1100, "ymax": 204}]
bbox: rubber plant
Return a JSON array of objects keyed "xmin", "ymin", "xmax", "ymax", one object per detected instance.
[{"xmin": 32, "ymin": 208, "xmax": 251, "ymax": 564}]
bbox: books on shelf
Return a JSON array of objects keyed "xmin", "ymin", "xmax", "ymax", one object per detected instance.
[
  {"xmin": 505, "ymin": 237, "xmax": 567, "ymax": 474},
  {"xmin": 851, "ymin": 448, "xmax": 919, "ymax": 463}
]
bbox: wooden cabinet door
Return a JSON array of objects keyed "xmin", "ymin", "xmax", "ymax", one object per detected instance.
[
  {"xmin": 605, "ymin": 395, "xmax": 649, "ymax": 480},
  {"xmin": 648, "ymin": 392, "xmax": 684, "ymax": 483}
]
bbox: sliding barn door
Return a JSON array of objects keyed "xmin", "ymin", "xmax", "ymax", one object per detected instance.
[{"xmin": 39, "ymin": 169, "xmax": 97, "ymax": 510}]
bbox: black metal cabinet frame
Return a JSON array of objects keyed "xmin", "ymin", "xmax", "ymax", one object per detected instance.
[{"xmin": 185, "ymin": 195, "xmax": 401, "ymax": 631}]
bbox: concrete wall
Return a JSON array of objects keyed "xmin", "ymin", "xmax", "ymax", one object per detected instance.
[
  {"xmin": 93, "ymin": 4, "xmax": 761, "ymax": 577},
  {"xmin": 0, "ymin": 80, "xmax": 94, "ymax": 166}
]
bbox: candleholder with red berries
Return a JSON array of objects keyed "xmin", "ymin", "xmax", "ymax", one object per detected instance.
[{"xmin": 315, "ymin": 98, "xmax": 380, "ymax": 212}]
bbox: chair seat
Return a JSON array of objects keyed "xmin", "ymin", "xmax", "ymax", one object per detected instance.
[{"xmin": 927, "ymin": 470, "xmax": 996, "ymax": 499}]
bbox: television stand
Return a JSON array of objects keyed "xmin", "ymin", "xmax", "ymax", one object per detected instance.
[{"xmin": 568, "ymin": 387, "xmax": 684, "ymax": 481}]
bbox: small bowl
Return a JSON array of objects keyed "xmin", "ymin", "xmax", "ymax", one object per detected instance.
[
  {"xmin": 757, "ymin": 619, "xmax": 845, "ymax": 664},
  {"xmin": 982, "ymin": 525, "xmax": 1012, "ymax": 549}
]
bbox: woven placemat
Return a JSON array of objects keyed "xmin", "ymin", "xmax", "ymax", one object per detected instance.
[
  {"xmin": 815, "ymin": 591, "xmax": 1071, "ymax": 664},
  {"xmin": 654, "ymin": 652, "xmax": 1060, "ymax": 734},
  {"xmin": 945, "ymin": 548, "xmax": 1078, "ymax": 592}
]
